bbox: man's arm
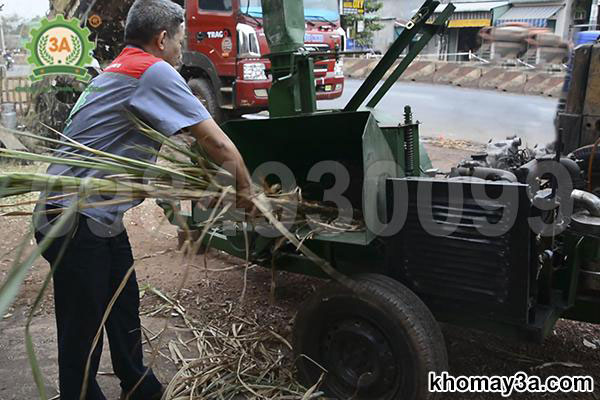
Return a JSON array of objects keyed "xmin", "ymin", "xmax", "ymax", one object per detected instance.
[
  {"xmin": 128, "ymin": 60, "xmax": 253, "ymax": 208},
  {"xmin": 189, "ymin": 119, "xmax": 253, "ymax": 208}
]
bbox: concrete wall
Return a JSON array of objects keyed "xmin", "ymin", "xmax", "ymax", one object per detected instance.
[
  {"xmin": 555, "ymin": 0, "xmax": 574, "ymax": 40},
  {"xmin": 378, "ymin": 0, "xmax": 412, "ymax": 21},
  {"xmin": 493, "ymin": 4, "xmax": 511, "ymax": 19},
  {"xmin": 371, "ymin": 0, "xmax": 416, "ymax": 52},
  {"xmin": 372, "ymin": 21, "xmax": 441, "ymax": 55},
  {"xmin": 343, "ymin": 57, "xmax": 566, "ymax": 97},
  {"xmin": 422, "ymin": 36, "xmax": 442, "ymax": 56},
  {"xmin": 372, "ymin": 18, "xmax": 397, "ymax": 53}
]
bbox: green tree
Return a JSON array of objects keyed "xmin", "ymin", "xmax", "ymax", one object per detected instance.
[
  {"xmin": 1, "ymin": 14, "xmax": 24, "ymax": 35},
  {"xmin": 342, "ymin": 0, "xmax": 384, "ymax": 48}
]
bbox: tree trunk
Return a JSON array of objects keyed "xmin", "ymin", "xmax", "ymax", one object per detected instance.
[{"xmin": 48, "ymin": 0, "xmax": 134, "ymax": 64}]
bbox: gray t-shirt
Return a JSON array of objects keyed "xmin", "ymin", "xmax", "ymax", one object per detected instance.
[{"xmin": 41, "ymin": 47, "xmax": 211, "ymax": 229}]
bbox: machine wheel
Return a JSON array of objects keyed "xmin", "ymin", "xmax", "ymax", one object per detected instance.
[
  {"xmin": 188, "ymin": 78, "xmax": 222, "ymax": 123},
  {"xmin": 293, "ymin": 274, "xmax": 447, "ymax": 400}
]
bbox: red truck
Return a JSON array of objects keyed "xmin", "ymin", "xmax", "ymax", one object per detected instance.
[{"xmin": 177, "ymin": 0, "xmax": 345, "ymax": 121}]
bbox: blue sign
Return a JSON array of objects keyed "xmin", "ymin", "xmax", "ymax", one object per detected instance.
[
  {"xmin": 305, "ymin": 33, "xmax": 325, "ymax": 43},
  {"xmin": 575, "ymin": 31, "xmax": 600, "ymax": 45}
]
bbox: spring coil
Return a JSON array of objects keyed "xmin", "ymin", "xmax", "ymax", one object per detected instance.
[{"xmin": 404, "ymin": 106, "xmax": 415, "ymax": 174}]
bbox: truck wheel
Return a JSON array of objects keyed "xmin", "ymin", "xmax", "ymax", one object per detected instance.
[
  {"xmin": 293, "ymin": 274, "xmax": 448, "ymax": 400},
  {"xmin": 188, "ymin": 78, "xmax": 222, "ymax": 123}
]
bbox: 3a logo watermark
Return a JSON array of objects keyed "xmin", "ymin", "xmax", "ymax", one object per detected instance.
[{"xmin": 24, "ymin": 15, "xmax": 95, "ymax": 83}]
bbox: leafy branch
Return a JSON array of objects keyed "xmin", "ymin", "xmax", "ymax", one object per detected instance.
[
  {"xmin": 65, "ymin": 35, "xmax": 82, "ymax": 65},
  {"xmin": 38, "ymin": 35, "xmax": 54, "ymax": 65},
  {"xmin": 342, "ymin": 0, "xmax": 384, "ymax": 48}
]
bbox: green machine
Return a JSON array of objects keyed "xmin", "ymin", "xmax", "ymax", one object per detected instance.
[{"xmin": 160, "ymin": 1, "xmax": 600, "ymax": 398}]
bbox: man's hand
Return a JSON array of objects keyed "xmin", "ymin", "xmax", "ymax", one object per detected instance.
[
  {"xmin": 189, "ymin": 119, "xmax": 254, "ymax": 212},
  {"xmin": 236, "ymin": 185, "xmax": 255, "ymax": 214}
]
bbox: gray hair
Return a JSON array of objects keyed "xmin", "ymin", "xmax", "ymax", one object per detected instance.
[{"xmin": 125, "ymin": 0, "xmax": 185, "ymax": 46}]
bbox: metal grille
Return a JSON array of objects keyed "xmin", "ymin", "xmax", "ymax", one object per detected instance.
[
  {"xmin": 402, "ymin": 199, "xmax": 512, "ymax": 304},
  {"xmin": 447, "ymin": 11, "xmax": 491, "ymax": 20},
  {"xmin": 390, "ymin": 178, "xmax": 533, "ymax": 324}
]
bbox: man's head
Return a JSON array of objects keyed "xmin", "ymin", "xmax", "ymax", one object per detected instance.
[{"xmin": 125, "ymin": 0, "xmax": 185, "ymax": 67}]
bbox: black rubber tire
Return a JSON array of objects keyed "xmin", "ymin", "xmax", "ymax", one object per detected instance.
[
  {"xmin": 571, "ymin": 144, "xmax": 600, "ymax": 160},
  {"xmin": 356, "ymin": 274, "xmax": 448, "ymax": 373},
  {"xmin": 293, "ymin": 274, "xmax": 448, "ymax": 400},
  {"xmin": 188, "ymin": 78, "xmax": 222, "ymax": 123},
  {"xmin": 571, "ymin": 145, "xmax": 600, "ymax": 192}
]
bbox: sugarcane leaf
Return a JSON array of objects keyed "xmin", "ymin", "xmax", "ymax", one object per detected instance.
[
  {"xmin": 0, "ymin": 149, "xmax": 127, "ymax": 174},
  {"xmin": 45, "ymin": 125, "xmax": 204, "ymax": 185},
  {"xmin": 128, "ymin": 112, "xmax": 198, "ymax": 159}
]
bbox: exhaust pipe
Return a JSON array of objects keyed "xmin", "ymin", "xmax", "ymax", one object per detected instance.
[
  {"xmin": 450, "ymin": 167, "xmax": 518, "ymax": 182},
  {"xmin": 571, "ymin": 189, "xmax": 600, "ymax": 217}
]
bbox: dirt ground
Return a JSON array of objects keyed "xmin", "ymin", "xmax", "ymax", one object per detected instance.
[{"xmin": 1, "ymin": 144, "xmax": 599, "ymax": 400}]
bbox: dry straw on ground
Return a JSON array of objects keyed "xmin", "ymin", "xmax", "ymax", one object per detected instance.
[{"xmin": 0, "ymin": 120, "xmax": 356, "ymax": 399}]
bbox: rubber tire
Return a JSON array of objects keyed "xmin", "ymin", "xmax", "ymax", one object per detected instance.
[
  {"xmin": 571, "ymin": 145, "xmax": 600, "ymax": 192},
  {"xmin": 356, "ymin": 273, "xmax": 448, "ymax": 373},
  {"xmin": 188, "ymin": 78, "xmax": 222, "ymax": 123},
  {"xmin": 293, "ymin": 274, "xmax": 448, "ymax": 400},
  {"xmin": 571, "ymin": 144, "xmax": 600, "ymax": 170}
]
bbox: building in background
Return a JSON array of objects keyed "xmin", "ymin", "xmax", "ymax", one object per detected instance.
[
  {"xmin": 341, "ymin": 0, "xmax": 592, "ymax": 59},
  {"xmin": 432, "ymin": 0, "xmax": 509, "ymax": 60},
  {"xmin": 370, "ymin": 1, "xmax": 407, "ymax": 52},
  {"xmin": 368, "ymin": 0, "xmax": 511, "ymax": 58},
  {"xmin": 494, "ymin": 0, "xmax": 596, "ymax": 41},
  {"xmin": 342, "ymin": 0, "xmax": 425, "ymax": 53},
  {"xmin": 429, "ymin": 0, "xmax": 589, "ymax": 60},
  {"xmin": 493, "ymin": 0, "xmax": 574, "ymax": 39}
]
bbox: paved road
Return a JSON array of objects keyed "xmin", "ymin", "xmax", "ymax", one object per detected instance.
[
  {"xmin": 318, "ymin": 79, "xmax": 559, "ymax": 146},
  {"xmin": 3, "ymin": 64, "xmax": 31, "ymax": 78},
  {"xmin": 3, "ymin": 67, "xmax": 558, "ymax": 146}
]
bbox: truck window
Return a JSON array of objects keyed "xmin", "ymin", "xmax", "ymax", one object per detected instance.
[{"xmin": 199, "ymin": 0, "xmax": 232, "ymax": 11}]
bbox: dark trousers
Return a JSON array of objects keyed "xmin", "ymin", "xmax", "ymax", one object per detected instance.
[{"xmin": 35, "ymin": 211, "xmax": 161, "ymax": 400}]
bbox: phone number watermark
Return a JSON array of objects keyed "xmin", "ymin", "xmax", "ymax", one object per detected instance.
[{"xmin": 429, "ymin": 371, "xmax": 594, "ymax": 397}]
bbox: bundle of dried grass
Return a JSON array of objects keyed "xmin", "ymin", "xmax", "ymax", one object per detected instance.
[
  {"xmin": 0, "ymin": 118, "xmax": 359, "ymax": 227},
  {"xmin": 0, "ymin": 119, "xmax": 358, "ymax": 399},
  {"xmin": 145, "ymin": 287, "xmax": 323, "ymax": 400}
]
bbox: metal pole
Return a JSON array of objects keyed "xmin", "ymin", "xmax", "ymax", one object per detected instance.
[
  {"xmin": 0, "ymin": 18, "xmax": 5, "ymax": 54},
  {"xmin": 365, "ymin": 4, "xmax": 454, "ymax": 109},
  {"xmin": 590, "ymin": 0, "xmax": 598, "ymax": 30},
  {"xmin": 343, "ymin": 0, "xmax": 440, "ymax": 111}
]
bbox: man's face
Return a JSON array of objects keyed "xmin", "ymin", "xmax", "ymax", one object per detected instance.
[{"xmin": 162, "ymin": 23, "xmax": 185, "ymax": 67}]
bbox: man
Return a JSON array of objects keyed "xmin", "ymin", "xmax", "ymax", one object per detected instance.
[
  {"xmin": 3, "ymin": 50, "xmax": 13, "ymax": 71},
  {"xmin": 34, "ymin": 0, "xmax": 252, "ymax": 399}
]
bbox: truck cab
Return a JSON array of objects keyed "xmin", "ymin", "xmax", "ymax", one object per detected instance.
[{"xmin": 179, "ymin": 0, "xmax": 344, "ymax": 121}]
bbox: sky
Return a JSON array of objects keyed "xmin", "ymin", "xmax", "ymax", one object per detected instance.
[{"xmin": 2, "ymin": 0, "xmax": 49, "ymax": 19}]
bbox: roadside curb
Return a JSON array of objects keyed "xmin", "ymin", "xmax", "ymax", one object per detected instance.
[{"xmin": 343, "ymin": 58, "xmax": 565, "ymax": 97}]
